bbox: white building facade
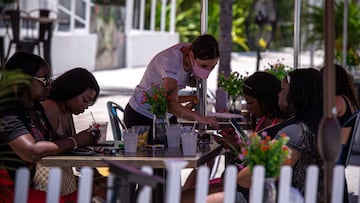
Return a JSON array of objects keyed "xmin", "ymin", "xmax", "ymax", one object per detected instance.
[{"xmin": 15, "ymin": 0, "xmax": 179, "ymax": 75}]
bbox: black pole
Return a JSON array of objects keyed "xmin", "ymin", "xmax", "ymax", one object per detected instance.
[{"xmin": 256, "ymin": 50, "xmax": 261, "ymax": 71}]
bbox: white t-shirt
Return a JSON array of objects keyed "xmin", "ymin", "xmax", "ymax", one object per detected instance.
[{"xmin": 128, "ymin": 43, "xmax": 192, "ymax": 119}]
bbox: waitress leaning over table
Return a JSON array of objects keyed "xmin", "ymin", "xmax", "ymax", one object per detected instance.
[{"xmin": 124, "ymin": 34, "xmax": 220, "ymax": 137}]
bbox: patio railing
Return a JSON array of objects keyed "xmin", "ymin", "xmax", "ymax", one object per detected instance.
[{"xmin": 9, "ymin": 160, "xmax": 350, "ymax": 203}]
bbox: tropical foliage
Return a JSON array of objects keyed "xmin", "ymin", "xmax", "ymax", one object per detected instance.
[
  {"xmin": 145, "ymin": 0, "xmax": 253, "ymax": 51},
  {"xmin": 303, "ymin": 1, "xmax": 360, "ymax": 66}
]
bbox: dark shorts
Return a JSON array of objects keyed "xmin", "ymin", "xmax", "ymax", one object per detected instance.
[{"xmin": 124, "ymin": 104, "xmax": 152, "ymax": 128}]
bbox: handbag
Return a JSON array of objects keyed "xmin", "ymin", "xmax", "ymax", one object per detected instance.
[{"xmin": 33, "ymin": 163, "xmax": 77, "ymax": 196}]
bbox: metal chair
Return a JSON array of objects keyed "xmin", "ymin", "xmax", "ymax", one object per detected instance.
[
  {"xmin": 343, "ymin": 110, "xmax": 360, "ymax": 166},
  {"xmin": 336, "ymin": 110, "xmax": 360, "ymax": 203},
  {"xmin": 26, "ymin": 8, "xmax": 58, "ymax": 67},
  {"xmin": 107, "ymin": 101, "xmax": 127, "ymax": 141},
  {"xmin": 3, "ymin": 9, "xmax": 40, "ymax": 61},
  {"xmin": 104, "ymin": 160, "xmax": 164, "ymax": 203}
]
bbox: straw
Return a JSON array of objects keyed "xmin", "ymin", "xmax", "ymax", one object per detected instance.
[
  {"xmin": 90, "ymin": 111, "xmax": 96, "ymax": 124},
  {"xmin": 177, "ymin": 113, "xmax": 184, "ymax": 128},
  {"xmin": 191, "ymin": 121, "xmax": 197, "ymax": 132}
]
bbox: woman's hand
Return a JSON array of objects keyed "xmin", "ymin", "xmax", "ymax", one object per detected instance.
[
  {"xmin": 75, "ymin": 128, "xmax": 100, "ymax": 147},
  {"xmin": 184, "ymin": 96, "xmax": 200, "ymax": 109},
  {"xmin": 215, "ymin": 127, "xmax": 240, "ymax": 151},
  {"xmin": 195, "ymin": 115, "xmax": 219, "ymax": 129}
]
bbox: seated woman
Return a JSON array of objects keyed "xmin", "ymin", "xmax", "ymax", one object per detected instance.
[
  {"xmin": 0, "ymin": 52, "xmax": 100, "ymax": 203},
  {"xmin": 321, "ymin": 64, "xmax": 359, "ymax": 164},
  {"xmin": 35, "ymin": 67, "xmax": 101, "ymax": 198},
  {"xmin": 241, "ymin": 71, "xmax": 287, "ymax": 136},
  {"xmin": 181, "ymin": 71, "xmax": 286, "ymax": 202},
  {"xmin": 41, "ymin": 67, "xmax": 99, "ymax": 136},
  {"xmin": 321, "ymin": 64, "xmax": 359, "ymax": 203},
  {"xmin": 206, "ymin": 68, "xmax": 324, "ymax": 203}
]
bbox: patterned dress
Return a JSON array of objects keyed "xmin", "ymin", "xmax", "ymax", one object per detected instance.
[{"xmin": 276, "ymin": 122, "xmax": 324, "ymax": 202}]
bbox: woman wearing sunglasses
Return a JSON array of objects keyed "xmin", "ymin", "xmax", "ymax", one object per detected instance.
[{"xmin": 0, "ymin": 52, "xmax": 100, "ymax": 203}]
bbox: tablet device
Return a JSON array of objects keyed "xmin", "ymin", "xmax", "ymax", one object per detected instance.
[
  {"xmin": 65, "ymin": 147, "xmax": 97, "ymax": 156},
  {"xmin": 229, "ymin": 118, "xmax": 248, "ymax": 141}
]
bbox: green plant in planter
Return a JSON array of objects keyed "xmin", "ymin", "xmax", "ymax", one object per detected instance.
[
  {"xmin": 218, "ymin": 71, "xmax": 247, "ymax": 112},
  {"xmin": 264, "ymin": 59, "xmax": 293, "ymax": 81},
  {"xmin": 218, "ymin": 71, "xmax": 247, "ymax": 98}
]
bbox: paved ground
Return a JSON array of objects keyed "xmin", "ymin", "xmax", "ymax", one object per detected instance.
[{"xmin": 71, "ymin": 50, "xmax": 360, "ymax": 202}]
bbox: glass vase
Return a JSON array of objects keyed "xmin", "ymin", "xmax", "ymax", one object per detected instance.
[
  {"xmin": 263, "ymin": 178, "xmax": 277, "ymax": 203},
  {"xmin": 228, "ymin": 95, "xmax": 238, "ymax": 113},
  {"xmin": 152, "ymin": 114, "xmax": 167, "ymax": 146}
]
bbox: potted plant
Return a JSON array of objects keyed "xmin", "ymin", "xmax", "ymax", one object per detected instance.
[
  {"xmin": 218, "ymin": 71, "xmax": 247, "ymax": 113},
  {"xmin": 264, "ymin": 59, "xmax": 293, "ymax": 81},
  {"xmin": 221, "ymin": 131, "xmax": 291, "ymax": 203},
  {"xmin": 142, "ymin": 83, "xmax": 168, "ymax": 145}
]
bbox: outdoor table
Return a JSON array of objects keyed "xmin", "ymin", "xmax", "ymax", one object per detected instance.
[
  {"xmin": 40, "ymin": 141, "xmax": 223, "ymax": 202},
  {"xmin": 40, "ymin": 142, "xmax": 222, "ymax": 168}
]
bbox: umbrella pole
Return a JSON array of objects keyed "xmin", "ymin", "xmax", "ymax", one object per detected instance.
[{"xmin": 317, "ymin": 0, "xmax": 341, "ymax": 202}]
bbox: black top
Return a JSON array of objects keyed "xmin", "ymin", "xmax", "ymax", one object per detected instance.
[
  {"xmin": 260, "ymin": 117, "xmax": 297, "ymax": 139},
  {"xmin": 338, "ymin": 95, "xmax": 353, "ymax": 126}
]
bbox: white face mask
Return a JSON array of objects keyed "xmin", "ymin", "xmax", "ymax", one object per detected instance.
[{"xmin": 191, "ymin": 57, "xmax": 212, "ymax": 80}]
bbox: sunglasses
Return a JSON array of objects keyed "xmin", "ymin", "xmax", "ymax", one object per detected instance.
[
  {"xmin": 243, "ymin": 83, "xmax": 252, "ymax": 90},
  {"xmin": 33, "ymin": 76, "xmax": 53, "ymax": 86}
]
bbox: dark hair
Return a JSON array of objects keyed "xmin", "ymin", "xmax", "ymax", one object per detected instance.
[
  {"xmin": 189, "ymin": 34, "xmax": 220, "ymax": 60},
  {"xmin": 242, "ymin": 71, "xmax": 283, "ymax": 119},
  {"xmin": 4, "ymin": 52, "xmax": 49, "ymax": 76},
  {"xmin": 287, "ymin": 68, "xmax": 323, "ymax": 134},
  {"xmin": 48, "ymin": 68, "xmax": 100, "ymax": 102},
  {"xmin": 321, "ymin": 64, "xmax": 360, "ymax": 109}
]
